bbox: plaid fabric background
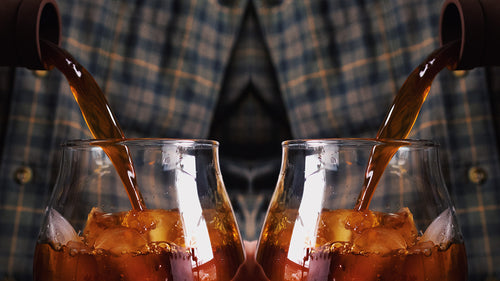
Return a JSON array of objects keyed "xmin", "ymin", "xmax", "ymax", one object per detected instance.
[{"xmin": 0, "ymin": 0, "xmax": 499, "ymax": 280}]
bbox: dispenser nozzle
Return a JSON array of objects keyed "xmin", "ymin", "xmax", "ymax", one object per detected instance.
[
  {"xmin": 440, "ymin": 0, "xmax": 500, "ymax": 70},
  {"xmin": 0, "ymin": 0, "xmax": 61, "ymax": 70}
]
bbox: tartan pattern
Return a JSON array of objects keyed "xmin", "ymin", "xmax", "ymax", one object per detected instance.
[{"xmin": 0, "ymin": 0, "xmax": 498, "ymax": 280}]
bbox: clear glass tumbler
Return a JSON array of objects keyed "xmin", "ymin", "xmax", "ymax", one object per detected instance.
[
  {"xmin": 33, "ymin": 139, "xmax": 244, "ymax": 281},
  {"xmin": 256, "ymin": 139, "xmax": 467, "ymax": 281}
]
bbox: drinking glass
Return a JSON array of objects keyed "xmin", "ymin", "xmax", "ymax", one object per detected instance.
[
  {"xmin": 256, "ymin": 139, "xmax": 467, "ymax": 281},
  {"xmin": 33, "ymin": 139, "xmax": 245, "ymax": 281}
]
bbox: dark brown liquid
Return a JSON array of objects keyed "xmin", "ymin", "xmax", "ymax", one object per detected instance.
[
  {"xmin": 256, "ymin": 42, "xmax": 465, "ymax": 281},
  {"xmin": 34, "ymin": 242, "xmax": 243, "ymax": 281},
  {"xmin": 33, "ymin": 208, "xmax": 245, "ymax": 281},
  {"xmin": 36, "ymin": 41, "xmax": 246, "ymax": 280},
  {"xmin": 256, "ymin": 208, "xmax": 467, "ymax": 281},
  {"xmin": 257, "ymin": 242, "xmax": 467, "ymax": 281},
  {"xmin": 354, "ymin": 41, "xmax": 460, "ymax": 211},
  {"xmin": 40, "ymin": 40, "xmax": 146, "ymax": 210}
]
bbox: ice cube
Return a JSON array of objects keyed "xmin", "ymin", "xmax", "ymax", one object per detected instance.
[
  {"xmin": 316, "ymin": 209, "xmax": 379, "ymax": 246},
  {"xmin": 83, "ymin": 208, "xmax": 148, "ymax": 253},
  {"xmin": 353, "ymin": 227, "xmax": 408, "ymax": 254},
  {"xmin": 344, "ymin": 209, "xmax": 380, "ymax": 233},
  {"xmin": 122, "ymin": 209, "xmax": 185, "ymax": 246},
  {"xmin": 93, "ymin": 226, "xmax": 148, "ymax": 255},
  {"xmin": 83, "ymin": 207, "xmax": 120, "ymax": 246},
  {"xmin": 420, "ymin": 208, "xmax": 455, "ymax": 246},
  {"xmin": 44, "ymin": 208, "xmax": 79, "ymax": 245},
  {"xmin": 351, "ymin": 208, "xmax": 418, "ymax": 254},
  {"xmin": 83, "ymin": 208, "xmax": 187, "ymax": 253},
  {"xmin": 379, "ymin": 207, "xmax": 418, "ymax": 247}
]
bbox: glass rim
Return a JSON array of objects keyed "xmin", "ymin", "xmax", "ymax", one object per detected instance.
[
  {"xmin": 282, "ymin": 138, "xmax": 439, "ymax": 148},
  {"xmin": 62, "ymin": 138, "xmax": 219, "ymax": 148}
]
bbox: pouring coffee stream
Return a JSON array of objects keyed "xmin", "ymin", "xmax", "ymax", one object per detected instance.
[
  {"xmin": 354, "ymin": 41, "xmax": 460, "ymax": 211},
  {"xmin": 354, "ymin": 0, "xmax": 500, "ymax": 210},
  {"xmin": 40, "ymin": 39, "xmax": 146, "ymax": 211},
  {"xmin": 38, "ymin": 36, "xmax": 461, "ymax": 213}
]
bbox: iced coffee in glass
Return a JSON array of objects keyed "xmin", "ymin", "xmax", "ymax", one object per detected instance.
[
  {"xmin": 34, "ymin": 139, "xmax": 245, "ymax": 281},
  {"xmin": 256, "ymin": 139, "xmax": 467, "ymax": 281}
]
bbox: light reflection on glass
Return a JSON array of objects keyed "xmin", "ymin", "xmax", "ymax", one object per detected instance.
[
  {"xmin": 175, "ymin": 153, "xmax": 214, "ymax": 265},
  {"xmin": 287, "ymin": 153, "xmax": 325, "ymax": 266}
]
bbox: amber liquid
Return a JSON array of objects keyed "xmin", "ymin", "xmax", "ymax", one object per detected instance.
[
  {"xmin": 40, "ymin": 40, "xmax": 146, "ymax": 210},
  {"xmin": 354, "ymin": 41, "xmax": 460, "ymax": 211},
  {"xmin": 257, "ymin": 242, "xmax": 467, "ymax": 281},
  {"xmin": 257, "ymin": 208, "xmax": 467, "ymax": 281},
  {"xmin": 36, "ymin": 41, "xmax": 244, "ymax": 280},
  {"xmin": 33, "ymin": 209, "xmax": 244, "ymax": 281},
  {"xmin": 257, "ymin": 42, "xmax": 466, "ymax": 280}
]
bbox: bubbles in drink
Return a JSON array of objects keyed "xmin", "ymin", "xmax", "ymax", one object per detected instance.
[
  {"xmin": 82, "ymin": 208, "xmax": 181, "ymax": 255},
  {"xmin": 34, "ymin": 207, "xmax": 244, "ymax": 281},
  {"xmin": 257, "ymin": 207, "xmax": 467, "ymax": 281},
  {"xmin": 36, "ymin": 39, "xmax": 244, "ymax": 281},
  {"xmin": 256, "ymin": 41, "xmax": 468, "ymax": 278},
  {"xmin": 247, "ymin": 41, "xmax": 467, "ymax": 280},
  {"xmin": 83, "ymin": 208, "xmax": 186, "ymax": 250}
]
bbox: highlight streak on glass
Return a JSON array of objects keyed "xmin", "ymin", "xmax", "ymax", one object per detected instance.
[{"xmin": 287, "ymin": 154, "xmax": 325, "ymax": 266}]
